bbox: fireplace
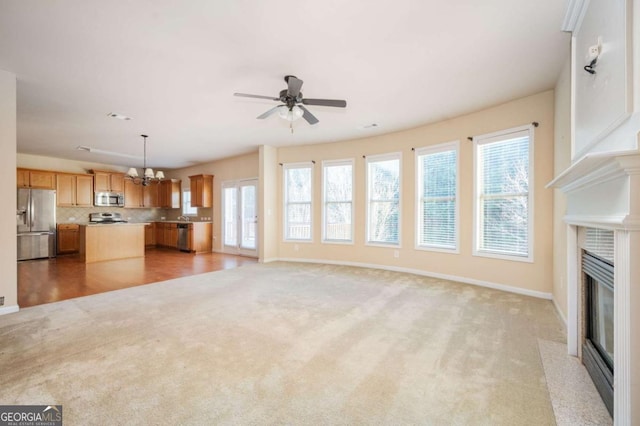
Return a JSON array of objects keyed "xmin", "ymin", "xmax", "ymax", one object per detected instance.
[{"xmin": 582, "ymin": 250, "xmax": 614, "ymax": 415}]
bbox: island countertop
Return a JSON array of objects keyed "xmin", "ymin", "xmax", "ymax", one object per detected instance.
[{"xmin": 78, "ymin": 223, "xmax": 146, "ymax": 263}]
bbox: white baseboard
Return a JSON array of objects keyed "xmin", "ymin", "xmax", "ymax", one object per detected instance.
[
  {"xmin": 0, "ymin": 305, "xmax": 19, "ymax": 316},
  {"xmin": 277, "ymin": 257, "xmax": 553, "ymax": 300},
  {"xmin": 260, "ymin": 257, "xmax": 279, "ymax": 264},
  {"xmin": 552, "ymin": 297, "xmax": 568, "ymax": 328}
]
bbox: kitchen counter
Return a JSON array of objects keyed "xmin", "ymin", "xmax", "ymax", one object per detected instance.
[{"xmin": 78, "ymin": 223, "xmax": 146, "ymax": 263}]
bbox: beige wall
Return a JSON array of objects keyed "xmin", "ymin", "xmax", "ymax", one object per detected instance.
[
  {"xmin": 0, "ymin": 69, "xmax": 17, "ymax": 312},
  {"xmin": 259, "ymin": 145, "xmax": 278, "ymax": 262},
  {"xmin": 552, "ymin": 56, "xmax": 573, "ymax": 322},
  {"xmin": 170, "ymin": 151, "xmax": 259, "ymax": 253},
  {"xmin": 275, "ymin": 91, "xmax": 556, "ymax": 296}
]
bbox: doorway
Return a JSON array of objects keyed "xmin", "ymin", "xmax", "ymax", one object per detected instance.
[{"xmin": 222, "ymin": 179, "xmax": 258, "ymax": 257}]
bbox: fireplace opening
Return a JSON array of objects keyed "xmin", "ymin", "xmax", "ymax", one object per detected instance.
[{"xmin": 582, "ymin": 250, "xmax": 614, "ymax": 416}]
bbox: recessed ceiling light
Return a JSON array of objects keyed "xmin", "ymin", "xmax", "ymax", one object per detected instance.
[
  {"xmin": 107, "ymin": 112, "xmax": 132, "ymax": 120},
  {"xmin": 358, "ymin": 123, "xmax": 379, "ymax": 130}
]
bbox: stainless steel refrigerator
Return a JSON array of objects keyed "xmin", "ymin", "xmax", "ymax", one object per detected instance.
[{"xmin": 17, "ymin": 188, "xmax": 56, "ymax": 261}]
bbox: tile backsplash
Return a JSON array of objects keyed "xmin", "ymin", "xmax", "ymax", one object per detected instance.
[
  {"xmin": 57, "ymin": 206, "xmax": 166, "ymax": 223},
  {"xmin": 57, "ymin": 206, "xmax": 214, "ymax": 223}
]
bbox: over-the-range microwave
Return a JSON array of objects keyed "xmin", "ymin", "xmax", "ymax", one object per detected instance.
[{"xmin": 94, "ymin": 192, "xmax": 125, "ymax": 207}]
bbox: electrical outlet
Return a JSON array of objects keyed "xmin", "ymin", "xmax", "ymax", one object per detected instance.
[
  {"xmin": 394, "ymin": 250, "xmax": 399, "ymax": 258},
  {"xmin": 0, "ymin": 296, "xmax": 4, "ymax": 306},
  {"xmin": 294, "ymin": 244, "xmax": 300, "ymax": 252}
]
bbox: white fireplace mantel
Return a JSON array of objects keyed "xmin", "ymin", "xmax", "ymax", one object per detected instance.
[{"xmin": 547, "ymin": 150, "xmax": 640, "ymax": 230}]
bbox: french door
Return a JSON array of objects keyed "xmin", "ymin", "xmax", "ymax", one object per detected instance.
[{"xmin": 222, "ymin": 179, "xmax": 258, "ymax": 257}]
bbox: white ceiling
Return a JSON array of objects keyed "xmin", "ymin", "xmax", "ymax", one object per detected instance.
[{"xmin": 0, "ymin": 0, "xmax": 569, "ymax": 169}]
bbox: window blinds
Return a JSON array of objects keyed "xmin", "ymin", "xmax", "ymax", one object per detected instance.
[
  {"xmin": 284, "ymin": 165, "xmax": 312, "ymax": 240},
  {"xmin": 367, "ymin": 155, "xmax": 400, "ymax": 244},
  {"xmin": 324, "ymin": 162, "xmax": 353, "ymax": 241},
  {"xmin": 477, "ymin": 133, "xmax": 530, "ymax": 257},
  {"xmin": 418, "ymin": 147, "xmax": 457, "ymax": 249}
]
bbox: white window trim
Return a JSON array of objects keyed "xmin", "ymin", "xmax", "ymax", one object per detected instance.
[
  {"xmin": 322, "ymin": 158, "xmax": 355, "ymax": 245},
  {"xmin": 182, "ymin": 190, "xmax": 198, "ymax": 216},
  {"xmin": 472, "ymin": 124, "xmax": 535, "ymax": 263},
  {"xmin": 365, "ymin": 152, "xmax": 402, "ymax": 248},
  {"xmin": 283, "ymin": 162, "xmax": 314, "ymax": 242},
  {"xmin": 414, "ymin": 141, "xmax": 460, "ymax": 254}
]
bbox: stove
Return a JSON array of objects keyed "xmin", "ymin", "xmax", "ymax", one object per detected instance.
[{"xmin": 89, "ymin": 212, "xmax": 127, "ymax": 224}]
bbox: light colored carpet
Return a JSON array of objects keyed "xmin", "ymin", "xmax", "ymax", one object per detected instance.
[{"xmin": 1, "ymin": 262, "xmax": 569, "ymax": 425}]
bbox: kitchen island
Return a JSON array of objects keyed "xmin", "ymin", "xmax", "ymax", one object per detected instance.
[{"xmin": 78, "ymin": 223, "xmax": 147, "ymax": 263}]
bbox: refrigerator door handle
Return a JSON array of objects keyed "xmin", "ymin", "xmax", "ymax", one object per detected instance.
[{"xmin": 30, "ymin": 195, "xmax": 35, "ymax": 228}]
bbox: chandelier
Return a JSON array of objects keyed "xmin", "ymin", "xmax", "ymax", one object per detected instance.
[{"xmin": 126, "ymin": 134, "xmax": 164, "ymax": 186}]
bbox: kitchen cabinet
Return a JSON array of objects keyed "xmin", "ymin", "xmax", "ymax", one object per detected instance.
[
  {"xmin": 125, "ymin": 179, "xmax": 159, "ymax": 208},
  {"xmin": 166, "ymin": 223, "xmax": 178, "ymax": 248},
  {"xmin": 56, "ymin": 173, "xmax": 94, "ymax": 207},
  {"xmin": 155, "ymin": 223, "xmax": 165, "ymax": 246},
  {"xmin": 189, "ymin": 174, "xmax": 213, "ymax": 208},
  {"xmin": 17, "ymin": 168, "xmax": 56, "ymax": 189},
  {"xmin": 152, "ymin": 221, "xmax": 211, "ymax": 253},
  {"xmin": 143, "ymin": 181, "xmax": 159, "ymax": 207},
  {"xmin": 189, "ymin": 222, "xmax": 213, "ymax": 253},
  {"xmin": 57, "ymin": 223, "xmax": 80, "ymax": 254},
  {"xmin": 154, "ymin": 222, "xmax": 178, "ymax": 248},
  {"xmin": 159, "ymin": 179, "xmax": 181, "ymax": 209},
  {"xmin": 145, "ymin": 223, "xmax": 156, "ymax": 246},
  {"xmin": 93, "ymin": 171, "xmax": 124, "ymax": 192}
]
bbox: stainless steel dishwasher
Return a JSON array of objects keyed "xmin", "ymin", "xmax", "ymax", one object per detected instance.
[{"xmin": 177, "ymin": 223, "xmax": 190, "ymax": 252}]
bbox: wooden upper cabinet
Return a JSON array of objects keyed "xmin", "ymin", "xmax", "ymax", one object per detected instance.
[
  {"xmin": 56, "ymin": 174, "xmax": 75, "ymax": 206},
  {"xmin": 17, "ymin": 169, "xmax": 30, "ymax": 188},
  {"xmin": 93, "ymin": 171, "xmax": 125, "ymax": 192},
  {"xmin": 124, "ymin": 178, "xmax": 142, "ymax": 208},
  {"xmin": 75, "ymin": 175, "xmax": 94, "ymax": 206},
  {"xmin": 56, "ymin": 174, "xmax": 94, "ymax": 207},
  {"xmin": 124, "ymin": 179, "xmax": 160, "ymax": 208},
  {"xmin": 189, "ymin": 174, "xmax": 213, "ymax": 208},
  {"xmin": 159, "ymin": 179, "xmax": 181, "ymax": 209},
  {"xmin": 17, "ymin": 168, "xmax": 56, "ymax": 189},
  {"xmin": 142, "ymin": 181, "xmax": 159, "ymax": 208}
]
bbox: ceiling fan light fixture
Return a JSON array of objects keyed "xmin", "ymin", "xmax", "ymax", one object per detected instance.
[{"xmin": 278, "ymin": 105, "xmax": 304, "ymax": 122}]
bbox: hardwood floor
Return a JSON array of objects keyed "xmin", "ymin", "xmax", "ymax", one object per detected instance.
[{"xmin": 18, "ymin": 248, "xmax": 257, "ymax": 308}]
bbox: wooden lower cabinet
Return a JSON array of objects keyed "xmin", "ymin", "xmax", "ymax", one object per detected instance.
[
  {"xmin": 145, "ymin": 223, "xmax": 156, "ymax": 246},
  {"xmin": 151, "ymin": 222, "xmax": 211, "ymax": 253},
  {"xmin": 155, "ymin": 223, "xmax": 178, "ymax": 249},
  {"xmin": 57, "ymin": 224, "xmax": 80, "ymax": 254},
  {"xmin": 190, "ymin": 223, "xmax": 213, "ymax": 253}
]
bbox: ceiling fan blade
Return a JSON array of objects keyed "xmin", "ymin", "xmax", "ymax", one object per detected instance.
[
  {"xmin": 299, "ymin": 105, "xmax": 319, "ymax": 125},
  {"xmin": 302, "ymin": 98, "xmax": 347, "ymax": 108},
  {"xmin": 234, "ymin": 93, "xmax": 279, "ymax": 101},
  {"xmin": 287, "ymin": 76, "xmax": 303, "ymax": 98},
  {"xmin": 256, "ymin": 105, "xmax": 284, "ymax": 119}
]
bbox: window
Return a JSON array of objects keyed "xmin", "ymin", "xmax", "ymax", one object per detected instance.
[
  {"xmin": 474, "ymin": 125, "xmax": 533, "ymax": 261},
  {"xmin": 416, "ymin": 142, "xmax": 458, "ymax": 252},
  {"xmin": 283, "ymin": 163, "xmax": 313, "ymax": 241},
  {"xmin": 366, "ymin": 153, "xmax": 401, "ymax": 245},
  {"xmin": 182, "ymin": 190, "xmax": 197, "ymax": 215},
  {"xmin": 322, "ymin": 159, "xmax": 354, "ymax": 243}
]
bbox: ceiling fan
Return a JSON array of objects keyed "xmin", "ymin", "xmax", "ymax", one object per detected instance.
[{"xmin": 234, "ymin": 75, "xmax": 347, "ymax": 126}]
